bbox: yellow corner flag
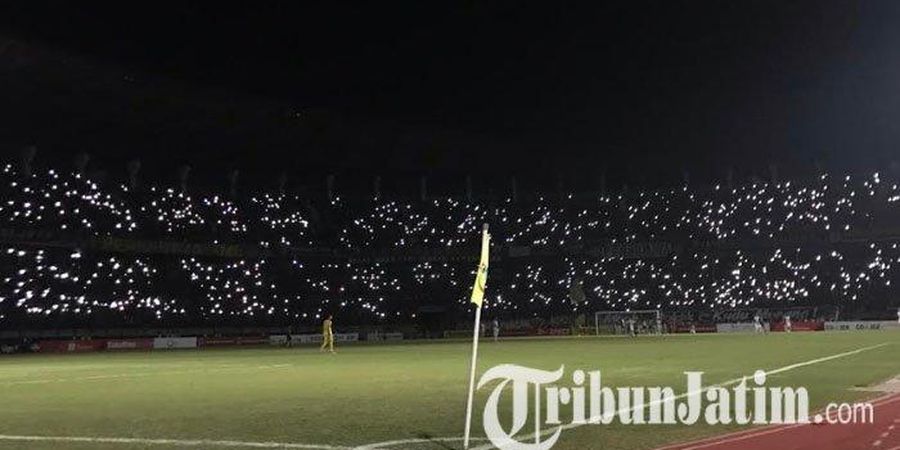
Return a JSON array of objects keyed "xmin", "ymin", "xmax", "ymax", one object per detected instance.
[
  {"xmin": 470, "ymin": 224, "xmax": 490, "ymax": 307},
  {"xmin": 464, "ymin": 223, "xmax": 490, "ymax": 449}
]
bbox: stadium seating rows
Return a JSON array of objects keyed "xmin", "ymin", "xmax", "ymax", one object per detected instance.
[{"xmin": 2, "ymin": 163, "xmax": 899, "ymax": 326}]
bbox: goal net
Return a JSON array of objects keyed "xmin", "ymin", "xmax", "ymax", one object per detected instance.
[{"xmin": 594, "ymin": 310, "xmax": 662, "ymax": 336}]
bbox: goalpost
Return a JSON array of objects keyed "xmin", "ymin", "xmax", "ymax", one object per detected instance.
[{"xmin": 594, "ymin": 309, "xmax": 663, "ymax": 335}]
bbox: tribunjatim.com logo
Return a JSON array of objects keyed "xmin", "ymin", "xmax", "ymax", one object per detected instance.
[{"xmin": 477, "ymin": 364, "xmax": 874, "ymax": 450}]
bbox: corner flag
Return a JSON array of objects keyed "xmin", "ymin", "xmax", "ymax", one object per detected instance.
[
  {"xmin": 470, "ymin": 224, "xmax": 490, "ymax": 307},
  {"xmin": 464, "ymin": 223, "xmax": 489, "ymax": 449}
]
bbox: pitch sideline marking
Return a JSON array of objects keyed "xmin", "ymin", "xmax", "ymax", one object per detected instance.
[
  {"xmin": 654, "ymin": 392, "xmax": 900, "ymax": 450},
  {"xmin": 0, "ymin": 434, "xmax": 348, "ymax": 449},
  {"xmin": 0, "ymin": 434, "xmax": 489, "ymax": 450},
  {"xmin": 462, "ymin": 342, "xmax": 891, "ymax": 450},
  {"xmin": 353, "ymin": 437, "xmax": 489, "ymax": 449},
  {"xmin": 672, "ymin": 395, "xmax": 900, "ymax": 450},
  {"xmin": 351, "ymin": 437, "xmax": 488, "ymax": 450}
]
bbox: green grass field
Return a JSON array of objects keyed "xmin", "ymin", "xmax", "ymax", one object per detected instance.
[{"xmin": 0, "ymin": 332, "xmax": 897, "ymax": 450}]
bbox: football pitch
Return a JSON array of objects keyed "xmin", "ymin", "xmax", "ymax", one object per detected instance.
[{"xmin": 0, "ymin": 332, "xmax": 897, "ymax": 450}]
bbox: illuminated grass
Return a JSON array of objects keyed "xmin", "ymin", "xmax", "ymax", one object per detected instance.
[{"xmin": 0, "ymin": 332, "xmax": 897, "ymax": 449}]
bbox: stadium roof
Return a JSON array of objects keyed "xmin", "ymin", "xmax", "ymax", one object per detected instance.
[{"xmin": 2, "ymin": 2, "xmax": 900, "ymax": 189}]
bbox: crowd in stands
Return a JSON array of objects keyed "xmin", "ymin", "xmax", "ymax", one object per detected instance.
[{"xmin": 2, "ymin": 162, "xmax": 900, "ymax": 328}]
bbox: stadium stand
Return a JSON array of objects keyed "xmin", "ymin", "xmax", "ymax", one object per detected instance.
[{"xmin": 1, "ymin": 162, "xmax": 899, "ymax": 341}]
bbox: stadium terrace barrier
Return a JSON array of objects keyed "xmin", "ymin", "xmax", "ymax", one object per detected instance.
[
  {"xmin": 501, "ymin": 329, "xmax": 538, "ymax": 337},
  {"xmin": 199, "ymin": 336, "xmax": 268, "ymax": 347},
  {"xmin": 152, "ymin": 337, "xmax": 198, "ymax": 349},
  {"xmin": 106, "ymin": 338, "xmax": 153, "ymax": 350},
  {"xmin": 824, "ymin": 321, "xmax": 900, "ymax": 331},
  {"xmin": 535, "ymin": 327, "xmax": 572, "ymax": 336},
  {"xmin": 0, "ymin": 326, "xmax": 296, "ymax": 341},
  {"xmin": 287, "ymin": 333, "xmax": 359, "ymax": 344},
  {"xmin": 669, "ymin": 324, "xmax": 717, "ymax": 333},
  {"xmin": 716, "ymin": 322, "xmax": 770, "ymax": 333},
  {"xmin": 443, "ymin": 330, "xmax": 471, "ymax": 339},
  {"xmin": 366, "ymin": 332, "xmax": 404, "ymax": 341},
  {"xmin": 770, "ymin": 320, "xmax": 824, "ymax": 332},
  {"xmin": 712, "ymin": 306, "xmax": 830, "ymax": 323},
  {"xmin": 36, "ymin": 339, "xmax": 107, "ymax": 353},
  {"xmin": 443, "ymin": 327, "xmax": 571, "ymax": 338},
  {"xmin": 270, "ymin": 332, "xmax": 397, "ymax": 345}
]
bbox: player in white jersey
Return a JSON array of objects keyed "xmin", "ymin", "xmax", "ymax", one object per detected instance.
[
  {"xmin": 784, "ymin": 314, "xmax": 792, "ymax": 333},
  {"xmin": 492, "ymin": 318, "xmax": 500, "ymax": 342},
  {"xmin": 753, "ymin": 314, "xmax": 763, "ymax": 333}
]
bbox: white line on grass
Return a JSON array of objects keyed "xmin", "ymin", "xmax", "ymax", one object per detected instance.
[
  {"xmin": 456, "ymin": 342, "xmax": 891, "ymax": 450},
  {"xmin": 0, "ymin": 435, "xmax": 349, "ymax": 449},
  {"xmin": 0, "ymin": 342, "xmax": 888, "ymax": 450},
  {"xmin": 353, "ymin": 437, "xmax": 489, "ymax": 449},
  {"xmin": 660, "ymin": 394, "xmax": 900, "ymax": 450}
]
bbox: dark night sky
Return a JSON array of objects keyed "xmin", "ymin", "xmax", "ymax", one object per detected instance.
[{"xmin": 1, "ymin": 1, "xmax": 899, "ymax": 192}]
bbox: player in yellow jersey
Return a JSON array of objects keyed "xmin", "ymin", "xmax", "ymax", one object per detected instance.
[{"xmin": 320, "ymin": 314, "xmax": 335, "ymax": 353}]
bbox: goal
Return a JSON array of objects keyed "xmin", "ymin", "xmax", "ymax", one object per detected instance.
[{"xmin": 594, "ymin": 309, "xmax": 662, "ymax": 336}]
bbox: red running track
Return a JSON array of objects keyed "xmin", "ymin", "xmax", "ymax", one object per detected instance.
[{"xmin": 656, "ymin": 393, "xmax": 900, "ymax": 450}]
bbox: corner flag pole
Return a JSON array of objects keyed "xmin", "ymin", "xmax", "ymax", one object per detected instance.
[
  {"xmin": 463, "ymin": 224, "xmax": 490, "ymax": 450},
  {"xmin": 462, "ymin": 302, "xmax": 482, "ymax": 449}
]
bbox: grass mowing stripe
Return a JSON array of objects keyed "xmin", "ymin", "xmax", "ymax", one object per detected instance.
[{"xmin": 0, "ymin": 363, "xmax": 293, "ymax": 386}]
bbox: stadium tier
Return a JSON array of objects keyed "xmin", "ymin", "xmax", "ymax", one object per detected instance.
[{"xmin": 1, "ymin": 163, "xmax": 899, "ymax": 331}]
